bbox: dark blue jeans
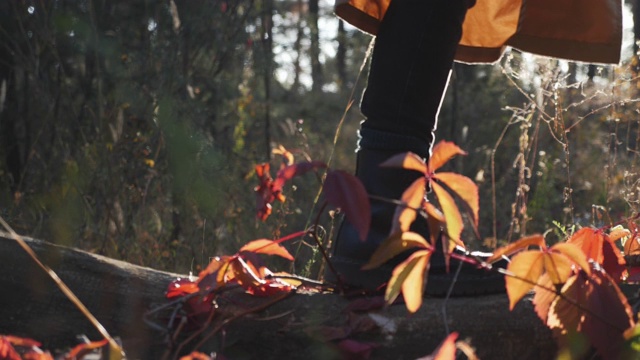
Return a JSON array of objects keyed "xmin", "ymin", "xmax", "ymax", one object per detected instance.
[{"xmin": 360, "ymin": 0, "xmax": 472, "ymax": 149}]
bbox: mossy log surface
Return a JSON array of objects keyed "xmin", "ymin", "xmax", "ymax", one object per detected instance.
[{"xmin": 0, "ymin": 234, "xmax": 557, "ymax": 359}]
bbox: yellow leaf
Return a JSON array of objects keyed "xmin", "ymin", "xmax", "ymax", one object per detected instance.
[
  {"xmin": 433, "ymin": 172, "xmax": 479, "ymax": 227},
  {"xmin": 543, "ymin": 252, "xmax": 573, "ymax": 284},
  {"xmin": 144, "ymin": 158, "xmax": 155, "ymax": 168},
  {"xmin": 506, "ymin": 251, "xmax": 545, "ymax": 310},
  {"xmin": 391, "ymin": 177, "xmax": 427, "ymax": 233},
  {"xmin": 550, "ymin": 242, "xmax": 591, "ymax": 276},
  {"xmin": 384, "ymin": 250, "xmax": 431, "ymax": 313},
  {"xmin": 362, "ymin": 231, "xmax": 430, "ymax": 270},
  {"xmin": 431, "ymin": 181, "xmax": 463, "ymax": 244}
]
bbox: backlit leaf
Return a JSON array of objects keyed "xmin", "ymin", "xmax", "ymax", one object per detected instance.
[
  {"xmin": 272, "ymin": 160, "xmax": 327, "ymax": 192},
  {"xmin": 179, "ymin": 352, "xmax": 213, "ymax": 360},
  {"xmin": 362, "ymin": 231, "xmax": 430, "ymax": 270},
  {"xmin": 609, "ymin": 226, "xmax": 631, "ymax": 242},
  {"xmin": 324, "ymin": 170, "xmax": 371, "ymax": 241},
  {"xmin": 431, "ymin": 181, "xmax": 463, "ymax": 244},
  {"xmin": 566, "ymin": 227, "xmax": 605, "ymax": 263},
  {"xmin": 385, "ymin": 250, "xmax": 431, "ymax": 313},
  {"xmin": 602, "ymin": 240, "xmax": 626, "ymax": 282},
  {"xmin": 487, "ymin": 234, "xmax": 545, "ymax": 263},
  {"xmin": 623, "ymin": 222, "xmax": 640, "ymax": 255},
  {"xmin": 428, "ymin": 141, "xmax": 467, "ymax": 173},
  {"xmin": 423, "ymin": 202, "xmax": 445, "ymax": 223},
  {"xmin": 433, "ymin": 172, "xmax": 479, "ymax": 226},
  {"xmin": 379, "ymin": 152, "xmax": 427, "ymax": 173},
  {"xmin": 532, "ymin": 273, "xmax": 556, "ymax": 323},
  {"xmin": 197, "ymin": 256, "xmax": 233, "ymax": 290},
  {"xmin": 391, "ymin": 177, "xmax": 427, "ymax": 233},
  {"xmin": 0, "ymin": 337, "xmax": 26, "ymax": 360},
  {"xmin": 239, "ymin": 239, "xmax": 294, "ymax": 261},
  {"xmin": 419, "ymin": 332, "xmax": 458, "ymax": 360},
  {"xmin": 549, "ymin": 268, "xmax": 634, "ymax": 360},
  {"xmin": 543, "ymin": 252, "xmax": 573, "ymax": 285},
  {"xmin": 166, "ymin": 277, "xmax": 200, "ymax": 299},
  {"xmin": 65, "ymin": 339, "xmax": 109, "ymax": 360},
  {"xmin": 505, "ymin": 251, "xmax": 544, "ymax": 310},
  {"xmin": 550, "ymin": 242, "xmax": 590, "ymax": 276}
]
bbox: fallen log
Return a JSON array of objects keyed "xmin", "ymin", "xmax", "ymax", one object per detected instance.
[{"xmin": 0, "ymin": 233, "xmax": 557, "ymax": 359}]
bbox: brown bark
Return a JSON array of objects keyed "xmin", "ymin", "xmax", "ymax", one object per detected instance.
[{"xmin": 0, "ymin": 233, "xmax": 557, "ymax": 359}]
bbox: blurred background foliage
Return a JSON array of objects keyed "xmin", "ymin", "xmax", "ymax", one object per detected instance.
[{"xmin": 1, "ymin": 0, "xmax": 640, "ymax": 275}]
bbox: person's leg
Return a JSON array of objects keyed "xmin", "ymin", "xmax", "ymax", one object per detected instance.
[{"xmin": 328, "ymin": 0, "xmax": 504, "ymax": 295}]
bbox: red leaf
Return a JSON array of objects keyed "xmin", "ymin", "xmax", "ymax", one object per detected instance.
[
  {"xmin": 337, "ymin": 339, "xmax": 376, "ymax": 360},
  {"xmin": 432, "ymin": 172, "xmax": 479, "ymax": 227},
  {"xmin": 428, "ymin": 141, "xmax": 467, "ymax": 173},
  {"xmin": 324, "ymin": 170, "xmax": 371, "ymax": 241},
  {"xmin": 0, "ymin": 337, "xmax": 22, "ymax": 360},
  {"xmin": 239, "ymin": 239, "xmax": 295, "ymax": 261},
  {"xmin": 417, "ymin": 332, "xmax": 458, "ymax": 360},
  {"xmin": 254, "ymin": 163, "xmax": 283, "ymax": 221},
  {"xmin": 566, "ymin": 227, "xmax": 606, "ymax": 263},
  {"xmin": 602, "ymin": 240, "xmax": 626, "ymax": 282},
  {"xmin": 379, "ymin": 152, "xmax": 427, "ymax": 173},
  {"xmin": 65, "ymin": 339, "xmax": 109, "ymax": 360},
  {"xmin": 3, "ymin": 335, "xmax": 41, "ymax": 348},
  {"xmin": 166, "ymin": 277, "xmax": 200, "ymax": 299},
  {"xmin": 272, "ymin": 161, "xmax": 327, "ymax": 192},
  {"xmin": 548, "ymin": 268, "xmax": 634, "ymax": 360}
]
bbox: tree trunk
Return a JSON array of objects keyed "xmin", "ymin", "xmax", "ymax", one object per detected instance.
[
  {"xmin": 308, "ymin": 0, "xmax": 323, "ymax": 92},
  {"xmin": 0, "ymin": 233, "xmax": 559, "ymax": 359}
]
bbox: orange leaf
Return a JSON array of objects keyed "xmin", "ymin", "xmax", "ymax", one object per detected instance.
[
  {"xmin": 423, "ymin": 201, "xmax": 445, "ymax": 223},
  {"xmin": 550, "ymin": 242, "xmax": 591, "ymax": 275},
  {"xmin": 425, "ymin": 332, "xmax": 458, "ymax": 360},
  {"xmin": 0, "ymin": 337, "xmax": 23, "ymax": 360},
  {"xmin": 487, "ymin": 234, "xmax": 545, "ymax": 263},
  {"xmin": 362, "ymin": 231, "xmax": 430, "ymax": 270},
  {"xmin": 4, "ymin": 335, "xmax": 41, "ymax": 348},
  {"xmin": 324, "ymin": 170, "xmax": 371, "ymax": 241},
  {"xmin": 505, "ymin": 251, "xmax": 545, "ymax": 310},
  {"xmin": 431, "ymin": 181, "xmax": 463, "ymax": 244},
  {"xmin": 609, "ymin": 226, "xmax": 631, "ymax": 242},
  {"xmin": 566, "ymin": 227, "xmax": 605, "ymax": 263},
  {"xmin": 432, "ymin": 172, "xmax": 479, "ymax": 227},
  {"xmin": 384, "ymin": 250, "xmax": 431, "ymax": 313},
  {"xmin": 180, "ymin": 352, "xmax": 213, "ymax": 360},
  {"xmin": 542, "ymin": 251, "xmax": 573, "ymax": 285},
  {"xmin": 428, "ymin": 141, "xmax": 467, "ymax": 173},
  {"xmin": 23, "ymin": 351, "xmax": 54, "ymax": 360},
  {"xmin": 532, "ymin": 273, "xmax": 556, "ymax": 323},
  {"xmin": 65, "ymin": 339, "xmax": 109, "ymax": 360},
  {"xmin": 197, "ymin": 256, "xmax": 233, "ymax": 290},
  {"xmin": 239, "ymin": 239, "xmax": 294, "ymax": 261},
  {"xmin": 380, "ymin": 152, "xmax": 427, "ymax": 173},
  {"xmin": 391, "ymin": 177, "xmax": 427, "ymax": 233}
]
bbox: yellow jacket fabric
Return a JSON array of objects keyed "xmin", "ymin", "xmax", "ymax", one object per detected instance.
[{"xmin": 335, "ymin": 0, "xmax": 623, "ymax": 64}]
